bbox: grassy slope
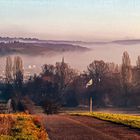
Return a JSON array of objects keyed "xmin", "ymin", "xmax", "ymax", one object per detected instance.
[
  {"xmin": 71, "ymin": 112, "xmax": 140, "ymax": 129},
  {"xmin": 0, "ymin": 113, "xmax": 49, "ymax": 140}
]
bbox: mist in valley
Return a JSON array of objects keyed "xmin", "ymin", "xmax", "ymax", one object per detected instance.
[{"xmin": 0, "ymin": 43, "xmax": 140, "ymax": 74}]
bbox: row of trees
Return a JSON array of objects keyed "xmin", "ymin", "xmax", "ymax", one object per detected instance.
[
  {"xmin": 24, "ymin": 58, "xmax": 78, "ymax": 113},
  {"xmin": 0, "ymin": 56, "xmax": 24, "ymax": 112},
  {"xmin": 85, "ymin": 51, "xmax": 140, "ymax": 107},
  {"xmin": 5, "ymin": 56, "xmax": 23, "ymax": 88},
  {"xmin": 1, "ymin": 51, "xmax": 140, "ymax": 113}
]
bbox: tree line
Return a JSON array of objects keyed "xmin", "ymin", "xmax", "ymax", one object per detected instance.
[{"xmin": 1, "ymin": 51, "xmax": 140, "ymax": 114}]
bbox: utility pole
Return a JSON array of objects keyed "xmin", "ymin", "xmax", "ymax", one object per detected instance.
[
  {"xmin": 90, "ymin": 97, "xmax": 92, "ymax": 112},
  {"xmin": 86, "ymin": 79, "xmax": 93, "ymax": 112}
]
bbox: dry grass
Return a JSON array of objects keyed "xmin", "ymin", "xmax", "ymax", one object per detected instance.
[
  {"xmin": 0, "ymin": 115, "xmax": 15, "ymax": 135},
  {"xmin": 0, "ymin": 113, "xmax": 49, "ymax": 140}
]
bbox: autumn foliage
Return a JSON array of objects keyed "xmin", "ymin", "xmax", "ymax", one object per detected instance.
[{"xmin": 0, "ymin": 113, "xmax": 49, "ymax": 140}]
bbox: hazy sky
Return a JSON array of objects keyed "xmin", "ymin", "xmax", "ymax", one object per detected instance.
[{"xmin": 0, "ymin": 0, "xmax": 140, "ymax": 41}]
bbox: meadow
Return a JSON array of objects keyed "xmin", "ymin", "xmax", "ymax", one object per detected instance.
[
  {"xmin": 71, "ymin": 112, "xmax": 140, "ymax": 129},
  {"xmin": 0, "ymin": 113, "xmax": 49, "ymax": 140}
]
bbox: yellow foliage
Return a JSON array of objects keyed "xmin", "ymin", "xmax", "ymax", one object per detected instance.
[{"xmin": 0, "ymin": 113, "xmax": 49, "ymax": 140}]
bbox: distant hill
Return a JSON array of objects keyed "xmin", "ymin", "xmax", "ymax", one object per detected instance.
[
  {"xmin": 0, "ymin": 37, "xmax": 40, "ymax": 43},
  {"xmin": 1, "ymin": 37, "xmax": 140, "ymax": 45},
  {"xmin": 46, "ymin": 39, "xmax": 140, "ymax": 46},
  {"xmin": 111, "ymin": 39, "xmax": 140, "ymax": 45},
  {"xmin": 0, "ymin": 41, "xmax": 89, "ymax": 56}
]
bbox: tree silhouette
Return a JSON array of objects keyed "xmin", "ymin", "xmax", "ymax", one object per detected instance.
[
  {"xmin": 121, "ymin": 51, "xmax": 132, "ymax": 106},
  {"xmin": 13, "ymin": 56, "xmax": 24, "ymax": 90},
  {"xmin": 5, "ymin": 56, "xmax": 13, "ymax": 84},
  {"xmin": 87, "ymin": 60, "xmax": 109, "ymax": 86},
  {"xmin": 55, "ymin": 58, "xmax": 77, "ymax": 94},
  {"xmin": 136, "ymin": 56, "xmax": 140, "ymax": 68}
]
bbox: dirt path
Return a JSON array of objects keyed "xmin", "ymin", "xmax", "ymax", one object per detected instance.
[{"xmin": 44, "ymin": 115, "xmax": 140, "ymax": 140}]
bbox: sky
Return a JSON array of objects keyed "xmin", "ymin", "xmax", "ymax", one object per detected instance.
[{"xmin": 0, "ymin": 0, "xmax": 140, "ymax": 41}]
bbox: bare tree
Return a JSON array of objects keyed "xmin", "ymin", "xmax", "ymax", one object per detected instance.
[
  {"xmin": 5, "ymin": 56, "xmax": 13, "ymax": 83},
  {"xmin": 106, "ymin": 62, "xmax": 116, "ymax": 73},
  {"xmin": 114, "ymin": 64, "xmax": 120, "ymax": 73},
  {"xmin": 42, "ymin": 64, "xmax": 56, "ymax": 76},
  {"xmin": 136, "ymin": 55, "xmax": 140, "ymax": 68},
  {"xmin": 121, "ymin": 51, "xmax": 132, "ymax": 106},
  {"xmin": 13, "ymin": 56, "xmax": 24, "ymax": 89},
  {"xmin": 55, "ymin": 57, "xmax": 77, "ymax": 91},
  {"xmin": 41, "ymin": 58, "xmax": 77, "ymax": 94},
  {"xmin": 87, "ymin": 60, "xmax": 109, "ymax": 85},
  {"xmin": 86, "ymin": 60, "xmax": 109, "ymax": 106}
]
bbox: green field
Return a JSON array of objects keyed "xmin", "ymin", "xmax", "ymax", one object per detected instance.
[{"xmin": 71, "ymin": 112, "xmax": 140, "ymax": 129}]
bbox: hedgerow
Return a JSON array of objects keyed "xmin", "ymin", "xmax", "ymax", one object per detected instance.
[{"xmin": 0, "ymin": 114, "xmax": 49, "ymax": 140}]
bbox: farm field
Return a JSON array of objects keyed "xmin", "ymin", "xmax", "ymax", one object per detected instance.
[
  {"xmin": 0, "ymin": 113, "xmax": 49, "ymax": 140},
  {"xmin": 71, "ymin": 112, "xmax": 140, "ymax": 129},
  {"xmin": 0, "ymin": 112, "xmax": 140, "ymax": 140}
]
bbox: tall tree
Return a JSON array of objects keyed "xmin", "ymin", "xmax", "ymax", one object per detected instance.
[
  {"xmin": 87, "ymin": 60, "xmax": 109, "ymax": 106},
  {"xmin": 106, "ymin": 62, "xmax": 115, "ymax": 73},
  {"xmin": 55, "ymin": 58, "xmax": 77, "ymax": 92},
  {"xmin": 5, "ymin": 56, "xmax": 13, "ymax": 83},
  {"xmin": 13, "ymin": 56, "xmax": 24, "ymax": 90},
  {"xmin": 136, "ymin": 55, "xmax": 140, "ymax": 68},
  {"xmin": 87, "ymin": 60, "xmax": 109, "ymax": 85},
  {"xmin": 121, "ymin": 51, "xmax": 132, "ymax": 106}
]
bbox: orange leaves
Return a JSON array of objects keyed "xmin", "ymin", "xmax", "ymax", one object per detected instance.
[{"xmin": 0, "ymin": 114, "xmax": 49, "ymax": 140}]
